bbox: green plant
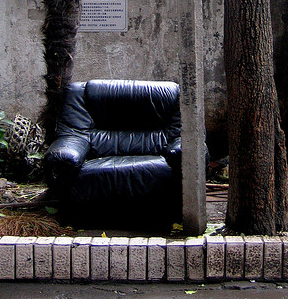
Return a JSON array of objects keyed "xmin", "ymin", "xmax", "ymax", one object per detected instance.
[{"xmin": 0, "ymin": 111, "xmax": 13, "ymax": 149}]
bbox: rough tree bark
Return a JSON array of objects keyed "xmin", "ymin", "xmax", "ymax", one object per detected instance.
[
  {"xmin": 40, "ymin": 0, "xmax": 81, "ymax": 144},
  {"xmin": 225, "ymin": 0, "xmax": 288, "ymax": 235}
]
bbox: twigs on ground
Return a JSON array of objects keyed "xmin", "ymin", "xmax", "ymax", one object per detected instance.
[
  {"xmin": 0, "ymin": 210, "xmax": 73, "ymax": 237},
  {"xmin": 0, "ymin": 181, "xmax": 48, "ymax": 205}
]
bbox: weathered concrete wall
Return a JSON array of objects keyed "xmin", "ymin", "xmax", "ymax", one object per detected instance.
[
  {"xmin": 73, "ymin": 0, "xmax": 180, "ymax": 83},
  {"xmin": 74, "ymin": 0, "xmax": 228, "ymax": 159},
  {"xmin": 202, "ymin": 0, "xmax": 288, "ymax": 158},
  {"xmin": 0, "ymin": 0, "xmax": 181, "ymax": 122},
  {"xmin": 271, "ymin": 0, "xmax": 288, "ymax": 149},
  {"xmin": 73, "ymin": 0, "xmax": 228, "ymax": 159},
  {"xmin": 0, "ymin": 0, "xmax": 46, "ymax": 122},
  {"xmin": 1, "ymin": 0, "xmax": 288, "ymax": 159},
  {"xmin": 202, "ymin": 0, "xmax": 227, "ymax": 159}
]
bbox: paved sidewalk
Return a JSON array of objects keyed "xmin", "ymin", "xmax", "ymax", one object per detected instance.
[{"xmin": 1, "ymin": 281, "xmax": 288, "ymax": 299}]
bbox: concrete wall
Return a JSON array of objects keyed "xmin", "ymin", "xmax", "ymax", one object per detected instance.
[
  {"xmin": 73, "ymin": 0, "xmax": 180, "ymax": 83},
  {"xmin": 202, "ymin": 0, "xmax": 227, "ymax": 158},
  {"xmin": 202, "ymin": 0, "xmax": 288, "ymax": 158},
  {"xmin": 271, "ymin": 0, "xmax": 288, "ymax": 149},
  {"xmin": 1, "ymin": 0, "xmax": 288, "ymax": 158},
  {"xmin": 0, "ymin": 0, "xmax": 46, "ymax": 121},
  {"xmin": 0, "ymin": 0, "xmax": 224, "ymax": 137},
  {"xmin": 73, "ymin": 0, "xmax": 228, "ymax": 159},
  {"xmin": 0, "ymin": 0, "xmax": 181, "ymax": 123}
]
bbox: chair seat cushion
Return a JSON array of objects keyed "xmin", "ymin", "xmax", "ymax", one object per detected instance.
[
  {"xmin": 70, "ymin": 155, "xmax": 173, "ymax": 202},
  {"xmin": 65, "ymin": 155, "xmax": 181, "ymax": 228}
]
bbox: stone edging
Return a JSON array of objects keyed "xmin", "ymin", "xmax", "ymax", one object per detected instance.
[{"xmin": 0, "ymin": 235, "xmax": 287, "ymax": 282}]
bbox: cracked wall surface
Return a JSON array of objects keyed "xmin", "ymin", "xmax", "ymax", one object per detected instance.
[
  {"xmin": 0, "ymin": 0, "xmax": 45, "ymax": 122},
  {"xmin": 202, "ymin": 0, "xmax": 227, "ymax": 158},
  {"xmin": 0, "ymin": 0, "xmax": 287, "ymax": 155},
  {"xmin": 73, "ymin": 0, "xmax": 180, "ymax": 84}
]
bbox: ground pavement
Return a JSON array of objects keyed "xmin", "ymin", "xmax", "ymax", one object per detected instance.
[{"xmin": 1, "ymin": 281, "xmax": 288, "ymax": 299}]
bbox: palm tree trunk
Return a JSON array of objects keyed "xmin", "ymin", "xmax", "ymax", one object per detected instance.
[{"xmin": 41, "ymin": 0, "xmax": 81, "ymax": 143}]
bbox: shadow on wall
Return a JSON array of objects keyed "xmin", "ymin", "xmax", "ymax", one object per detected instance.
[{"xmin": 274, "ymin": 0, "xmax": 288, "ymax": 150}]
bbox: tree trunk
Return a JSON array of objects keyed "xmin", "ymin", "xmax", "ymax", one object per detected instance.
[
  {"xmin": 224, "ymin": 0, "xmax": 288, "ymax": 235},
  {"xmin": 40, "ymin": 0, "xmax": 81, "ymax": 144}
]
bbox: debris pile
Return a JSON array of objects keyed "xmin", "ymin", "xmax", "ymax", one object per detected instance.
[
  {"xmin": 0, "ymin": 178, "xmax": 49, "ymax": 207},
  {"xmin": 0, "ymin": 179, "xmax": 72, "ymax": 237},
  {"xmin": 1, "ymin": 114, "xmax": 47, "ymax": 182}
]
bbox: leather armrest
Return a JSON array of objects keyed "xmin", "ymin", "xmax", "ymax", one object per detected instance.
[
  {"xmin": 164, "ymin": 137, "xmax": 210, "ymax": 171},
  {"xmin": 44, "ymin": 136, "xmax": 90, "ymax": 187},
  {"xmin": 163, "ymin": 137, "xmax": 182, "ymax": 170}
]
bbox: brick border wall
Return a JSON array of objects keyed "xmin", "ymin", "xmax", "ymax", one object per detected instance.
[{"xmin": 0, "ymin": 235, "xmax": 287, "ymax": 282}]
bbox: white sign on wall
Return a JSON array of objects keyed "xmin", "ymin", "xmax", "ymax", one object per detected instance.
[{"xmin": 79, "ymin": 0, "xmax": 128, "ymax": 32}]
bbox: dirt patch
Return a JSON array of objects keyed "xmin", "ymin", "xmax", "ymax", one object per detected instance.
[{"xmin": 0, "ymin": 178, "xmax": 228, "ymax": 237}]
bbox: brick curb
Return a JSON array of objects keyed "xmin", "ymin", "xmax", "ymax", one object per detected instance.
[{"xmin": 0, "ymin": 235, "xmax": 287, "ymax": 282}]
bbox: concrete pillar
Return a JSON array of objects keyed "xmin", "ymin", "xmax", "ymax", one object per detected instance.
[{"xmin": 178, "ymin": 0, "xmax": 206, "ymax": 235}]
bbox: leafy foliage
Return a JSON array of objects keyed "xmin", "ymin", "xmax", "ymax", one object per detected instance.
[{"xmin": 0, "ymin": 111, "xmax": 13, "ymax": 150}]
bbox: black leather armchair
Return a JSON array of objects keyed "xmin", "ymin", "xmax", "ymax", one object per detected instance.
[{"xmin": 44, "ymin": 80, "xmax": 206, "ymax": 230}]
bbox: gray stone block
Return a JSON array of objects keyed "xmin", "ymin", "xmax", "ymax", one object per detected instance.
[
  {"xmin": 167, "ymin": 240, "xmax": 185, "ymax": 281},
  {"xmin": 53, "ymin": 237, "xmax": 73, "ymax": 280},
  {"xmin": 263, "ymin": 236, "xmax": 282, "ymax": 280},
  {"xmin": 244, "ymin": 236, "xmax": 263, "ymax": 280},
  {"xmin": 185, "ymin": 238, "xmax": 205, "ymax": 281},
  {"xmin": 147, "ymin": 237, "xmax": 166, "ymax": 281},
  {"xmin": 110, "ymin": 237, "xmax": 129, "ymax": 280},
  {"xmin": 225, "ymin": 236, "xmax": 244, "ymax": 280},
  {"xmin": 91, "ymin": 237, "xmax": 110, "ymax": 281},
  {"xmin": 128, "ymin": 238, "xmax": 148, "ymax": 281},
  {"xmin": 72, "ymin": 237, "xmax": 92, "ymax": 280},
  {"xmin": 16, "ymin": 237, "xmax": 37, "ymax": 279},
  {"xmin": 34, "ymin": 237, "xmax": 55, "ymax": 279},
  {"xmin": 281, "ymin": 236, "xmax": 288, "ymax": 280},
  {"xmin": 206, "ymin": 236, "xmax": 225, "ymax": 279},
  {"xmin": 0, "ymin": 236, "xmax": 19, "ymax": 279}
]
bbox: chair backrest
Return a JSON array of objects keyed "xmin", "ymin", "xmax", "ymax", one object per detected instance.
[{"xmin": 56, "ymin": 80, "xmax": 181, "ymax": 157}]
